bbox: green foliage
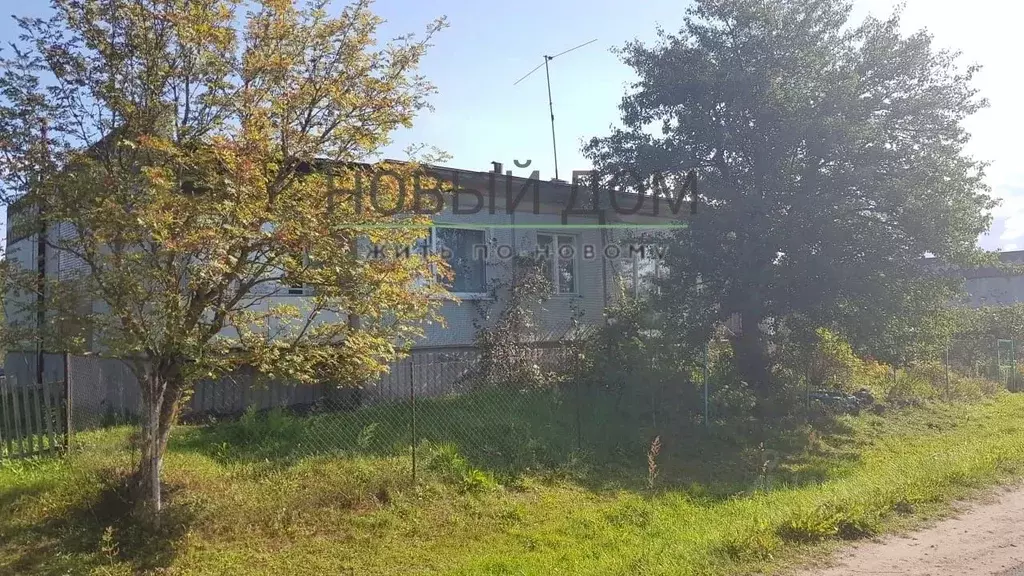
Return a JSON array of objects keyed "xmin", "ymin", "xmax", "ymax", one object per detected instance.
[
  {"xmin": 772, "ymin": 327, "xmax": 884, "ymax": 417},
  {"xmin": 772, "ymin": 326, "xmax": 1006, "ymax": 408},
  {"xmin": 719, "ymin": 519, "xmax": 780, "ymax": 562},
  {"xmin": 955, "ymin": 304, "xmax": 1024, "ymax": 340},
  {"xmin": 778, "ymin": 501, "xmax": 883, "ymax": 542},
  {"xmin": 472, "ymin": 254, "xmax": 557, "ymax": 389},
  {"xmin": 422, "ymin": 441, "xmax": 498, "ymax": 493},
  {"xmin": 604, "ymin": 496, "xmax": 656, "ymax": 528},
  {"xmin": 880, "ymin": 371, "xmax": 936, "ymax": 407},
  {"xmin": 579, "ymin": 298, "xmax": 1005, "ymax": 424},
  {"xmin": 777, "ymin": 506, "xmax": 842, "ymax": 543},
  {"xmin": 811, "ymin": 328, "xmax": 859, "ymax": 390},
  {"xmin": 577, "ymin": 294, "xmax": 657, "ymax": 394},
  {"xmin": 0, "ymin": 0, "xmax": 450, "ymax": 513},
  {"xmin": 898, "ymin": 361, "xmax": 1001, "ymax": 403},
  {"xmin": 209, "ymin": 407, "xmax": 306, "ymax": 459},
  {"xmin": 422, "ymin": 441, "xmax": 469, "ymax": 478},
  {"xmin": 586, "ymin": 0, "xmax": 994, "ymax": 392},
  {"xmin": 708, "ymin": 377, "xmax": 758, "ymax": 421},
  {"xmin": 356, "ymin": 422, "xmax": 381, "ymax": 451},
  {"xmin": 460, "ymin": 468, "xmax": 499, "ymax": 493},
  {"xmin": 782, "ymin": 327, "xmax": 873, "ymax": 393}
]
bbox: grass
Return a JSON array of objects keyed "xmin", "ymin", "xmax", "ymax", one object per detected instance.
[{"xmin": 3, "ymin": 388, "xmax": 1024, "ymax": 575}]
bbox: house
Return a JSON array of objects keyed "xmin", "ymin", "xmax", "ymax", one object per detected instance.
[
  {"xmin": 3, "ymin": 161, "xmax": 689, "ymax": 418},
  {"xmin": 378, "ymin": 162, "xmax": 681, "ymax": 347},
  {"xmin": 4, "ymin": 161, "xmax": 684, "ymax": 347},
  {"xmin": 962, "ymin": 250, "xmax": 1024, "ymax": 307}
]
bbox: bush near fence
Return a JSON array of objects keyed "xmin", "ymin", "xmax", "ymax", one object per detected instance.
[{"xmin": 2, "ymin": 330, "xmax": 1020, "ymax": 470}]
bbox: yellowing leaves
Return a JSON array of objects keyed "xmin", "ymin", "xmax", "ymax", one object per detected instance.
[{"xmin": 3, "ymin": 0, "xmax": 447, "ymax": 396}]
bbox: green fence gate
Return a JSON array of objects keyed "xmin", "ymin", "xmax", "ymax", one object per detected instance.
[{"xmin": 997, "ymin": 339, "xmax": 1018, "ymax": 392}]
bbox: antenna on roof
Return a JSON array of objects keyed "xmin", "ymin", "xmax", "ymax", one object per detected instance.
[{"xmin": 513, "ymin": 38, "xmax": 598, "ymax": 181}]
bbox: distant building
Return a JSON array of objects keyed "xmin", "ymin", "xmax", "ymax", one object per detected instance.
[{"xmin": 963, "ymin": 250, "xmax": 1024, "ymax": 307}]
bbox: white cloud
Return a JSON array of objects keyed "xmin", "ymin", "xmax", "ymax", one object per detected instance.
[
  {"xmin": 998, "ymin": 195, "xmax": 1024, "ymax": 242},
  {"xmin": 1004, "ymin": 244, "xmax": 1019, "ymax": 251}
]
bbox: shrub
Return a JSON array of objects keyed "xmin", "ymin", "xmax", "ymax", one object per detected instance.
[
  {"xmin": 855, "ymin": 358, "xmax": 891, "ymax": 391},
  {"xmin": 472, "ymin": 254, "xmax": 557, "ymax": 390},
  {"xmin": 578, "ymin": 294, "xmax": 655, "ymax": 395},
  {"xmin": 782, "ymin": 328, "xmax": 892, "ymax": 395},
  {"xmin": 894, "ymin": 361, "xmax": 1002, "ymax": 402},
  {"xmin": 808, "ymin": 328, "xmax": 861, "ymax": 392},
  {"xmin": 461, "ymin": 469, "xmax": 499, "ymax": 493},
  {"xmin": 204, "ymin": 406, "xmax": 306, "ymax": 460},
  {"xmin": 422, "ymin": 442, "xmax": 467, "ymax": 479},
  {"xmin": 421, "ymin": 441, "xmax": 499, "ymax": 493},
  {"xmin": 882, "ymin": 371, "xmax": 936, "ymax": 407}
]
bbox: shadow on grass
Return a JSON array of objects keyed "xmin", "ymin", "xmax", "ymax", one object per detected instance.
[
  {"xmin": 0, "ymin": 482, "xmax": 50, "ymax": 514},
  {"xmin": 0, "ymin": 470, "xmax": 195, "ymax": 575},
  {"xmin": 170, "ymin": 384, "xmax": 862, "ymax": 499}
]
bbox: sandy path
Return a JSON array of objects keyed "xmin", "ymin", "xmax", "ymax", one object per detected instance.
[{"xmin": 797, "ymin": 485, "xmax": 1024, "ymax": 576}]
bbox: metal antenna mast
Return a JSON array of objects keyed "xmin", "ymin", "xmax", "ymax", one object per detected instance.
[{"xmin": 513, "ymin": 38, "xmax": 597, "ymax": 181}]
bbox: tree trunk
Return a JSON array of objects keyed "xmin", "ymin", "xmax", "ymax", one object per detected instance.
[
  {"xmin": 133, "ymin": 369, "xmax": 184, "ymax": 522},
  {"xmin": 731, "ymin": 311, "xmax": 772, "ymax": 399}
]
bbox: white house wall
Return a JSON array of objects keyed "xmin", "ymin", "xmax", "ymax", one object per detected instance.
[
  {"xmin": 5, "ymin": 168, "xmax": 685, "ymax": 356},
  {"xmin": 965, "ymin": 275, "xmax": 1024, "ymax": 306}
]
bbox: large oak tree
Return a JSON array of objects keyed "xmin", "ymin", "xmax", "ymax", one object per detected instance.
[{"xmin": 586, "ymin": 0, "xmax": 996, "ymax": 397}]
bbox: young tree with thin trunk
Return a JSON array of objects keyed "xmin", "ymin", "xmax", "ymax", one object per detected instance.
[{"xmin": 0, "ymin": 0, "xmax": 448, "ymax": 518}]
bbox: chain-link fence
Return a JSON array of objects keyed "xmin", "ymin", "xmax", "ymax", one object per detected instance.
[
  {"xmin": 945, "ymin": 336, "xmax": 1021, "ymax": 392},
  {"xmin": 50, "ymin": 345, "xmax": 592, "ymax": 478},
  {"xmin": 3, "ymin": 336, "xmax": 1023, "ymax": 468}
]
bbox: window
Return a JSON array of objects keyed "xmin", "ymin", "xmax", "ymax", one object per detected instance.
[
  {"xmin": 432, "ymin": 226, "xmax": 488, "ymax": 296},
  {"xmin": 537, "ymin": 233, "xmax": 577, "ymax": 294},
  {"xmin": 629, "ymin": 246, "xmax": 663, "ymax": 298},
  {"xmin": 287, "ymin": 251, "xmax": 313, "ymax": 296}
]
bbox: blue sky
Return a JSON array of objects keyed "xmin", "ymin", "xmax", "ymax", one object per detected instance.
[{"xmin": 0, "ymin": 0, "xmax": 1019, "ymax": 250}]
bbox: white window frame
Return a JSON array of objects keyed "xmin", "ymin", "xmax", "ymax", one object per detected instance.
[
  {"xmin": 629, "ymin": 246, "xmax": 663, "ymax": 298},
  {"xmin": 537, "ymin": 232, "xmax": 579, "ymax": 296},
  {"xmin": 429, "ymin": 224, "xmax": 491, "ymax": 300},
  {"xmin": 286, "ymin": 251, "xmax": 313, "ymax": 296}
]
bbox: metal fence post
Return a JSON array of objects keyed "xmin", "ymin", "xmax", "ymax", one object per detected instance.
[
  {"xmin": 945, "ymin": 344, "xmax": 951, "ymax": 401},
  {"xmin": 997, "ymin": 338, "xmax": 1003, "ymax": 386},
  {"xmin": 650, "ymin": 377, "xmax": 657, "ymax": 430},
  {"xmin": 575, "ymin": 374, "xmax": 582, "ymax": 452},
  {"xmin": 0, "ymin": 375, "xmax": 12, "ymax": 456},
  {"xmin": 63, "ymin": 352, "xmax": 72, "ymax": 452},
  {"xmin": 703, "ymin": 342, "xmax": 709, "ymax": 429},
  {"xmin": 409, "ymin": 355, "xmax": 416, "ymax": 484},
  {"xmin": 1007, "ymin": 338, "xmax": 1015, "ymax": 391},
  {"xmin": 805, "ymin": 360, "xmax": 811, "ymax": 418}
]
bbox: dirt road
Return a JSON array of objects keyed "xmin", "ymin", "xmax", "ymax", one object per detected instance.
[{"xmin": 798, "ymin": 485, "xmax": 1024, "ymax": 576}]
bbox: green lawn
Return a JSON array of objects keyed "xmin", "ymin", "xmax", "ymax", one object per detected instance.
[{"xmin": 3, "ymin": 390, "xmax": 1024, "ymax": 575}]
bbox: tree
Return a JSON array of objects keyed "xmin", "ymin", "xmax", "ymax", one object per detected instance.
[
  {"xmin": 472, "ymin": 253, "xmax": 553, "ymax": 389},
  {"xmin": 585, "ymin": 0, "xmax": 995, "ymax": 398},
  {"xmin": 0, "ymin": 0, "xmax": 448, "ymax": 518}
]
